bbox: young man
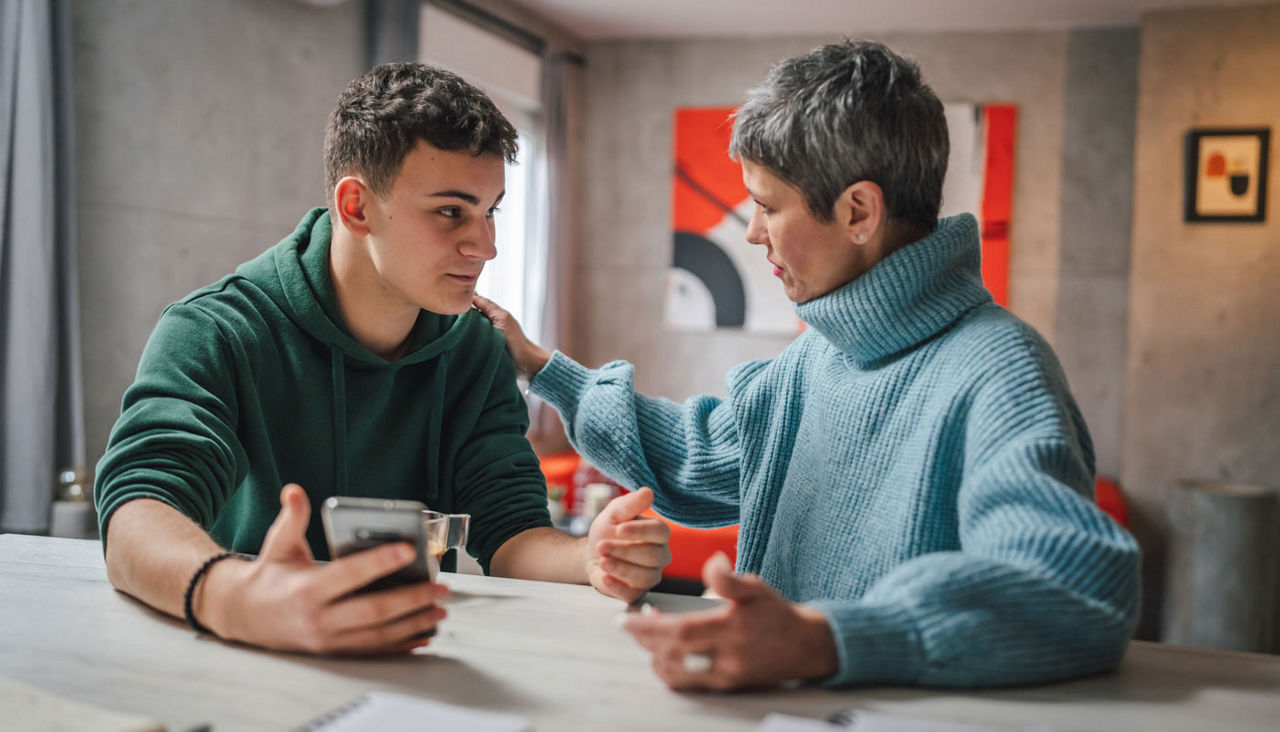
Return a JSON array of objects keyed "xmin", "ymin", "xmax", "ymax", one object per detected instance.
[
  {"xmin": 476, "ymin": 41, "xmax": 1140, "ymax": 690},
  {"xmin": 94, "ymin": 63, "xmax": 669, "ymax": 655}
]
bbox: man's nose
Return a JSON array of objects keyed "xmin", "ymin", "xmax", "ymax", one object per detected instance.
[
  {"xmin": 745, "ymin": 207, "xmax": 768, "ymax": 246},
  {"xmin": 463, "ymin": 218, "xmax": 498, "ymax": 261}
]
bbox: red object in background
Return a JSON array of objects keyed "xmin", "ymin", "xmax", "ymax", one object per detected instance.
[
  {"xmin": 538, "ymin": 451, "xmax": 737, "ymax": 581},
  {"xmin": 538, "ymin": 452, "xmax": 580, "ymax": 513},
  {"xmin": 644, "ymin": 510, "xmax": 739, "ymax": 582},
  {"xmin": 570, "ymin": 459, "xmax": 624, "ymax": 512},
  {"xmin": 1094, "ymin": 476, "xmax": 1130, "ymax": 528},
  {"xmin": 980, "ymin": 105, "xmax": 1016, "ymax": 308},
  {"xmin": 672, "ymin": 107, "xmax": 744, "ymax": 235},
  {"xmin": 537, "ymin": 451, "xmax": 625, "ymax": 516}
]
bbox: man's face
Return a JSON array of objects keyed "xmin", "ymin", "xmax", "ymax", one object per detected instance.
[
  {"xmin": 364, "ymin": 141, "xmax": 505, "ymax": 315},
  {"xmin": 742, "ymin": 159, "xmax": 870, "ymax": 304}
]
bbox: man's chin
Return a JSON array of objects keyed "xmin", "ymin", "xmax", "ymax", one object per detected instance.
[{"xmin": 421, "ymin": 297, "xmax": 474, "ymax": 316}]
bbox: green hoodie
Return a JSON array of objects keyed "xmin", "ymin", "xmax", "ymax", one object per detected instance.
[{"xmin": 95, "ymin": 208, "xmax": 551, "ymax": 572}]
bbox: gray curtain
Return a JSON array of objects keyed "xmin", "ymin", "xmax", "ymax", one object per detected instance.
[
  {"xmin": 0, "ymin": 0, "xmax": 84, "ymax": 533},
  {"xmin": 365, "ymin": 0, "xmax": 421, "ymax": 68},
  {"xmin": 527, "ymin": 47, "xmax": 571, "ymax": 442}
]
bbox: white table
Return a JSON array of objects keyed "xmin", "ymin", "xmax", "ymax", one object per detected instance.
[{"xmin": 2, "ymin": 534, "xmax": 1278, "ymax": 731}]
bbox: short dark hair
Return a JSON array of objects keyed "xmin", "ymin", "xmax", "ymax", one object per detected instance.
[
  {"xmin": 730, "ymin": 40, "xmax": 948, "ymax": 228},
  {"xmin": 323, "ymin": 62, "xmax": 519, "ymax": 202}
]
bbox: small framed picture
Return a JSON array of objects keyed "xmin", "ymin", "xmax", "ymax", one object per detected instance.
[{"xmin": 1184, "ymin": 128, "xmax": 1270, "ymax": 223}]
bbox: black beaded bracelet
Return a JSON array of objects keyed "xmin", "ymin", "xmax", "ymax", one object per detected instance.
[{"xmin": 183, "ymin": 551, "xmax": 244, "ymax": 635}]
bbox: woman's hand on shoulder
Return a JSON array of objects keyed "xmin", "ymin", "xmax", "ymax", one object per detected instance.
[{"xmin": 472, "ymin": 294, "xmax": 551, "ymax": 380}]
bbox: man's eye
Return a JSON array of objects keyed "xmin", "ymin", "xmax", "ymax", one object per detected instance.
[
  {"xmin": 438, "ymin": 207, "xmax": 462, "ymax": 219},
  {"xmin": 487, "ymin": 206, "xmax": 501, "ymax": 217}
]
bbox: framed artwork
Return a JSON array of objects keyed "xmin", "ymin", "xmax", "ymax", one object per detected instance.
[
  {"xmin": 1184, "ymin": 128, "xmax": 1270, "ymax": 223},
  {"xmin": 665, "ymin": 104, "xmax": 1017, "ymax": 333}
]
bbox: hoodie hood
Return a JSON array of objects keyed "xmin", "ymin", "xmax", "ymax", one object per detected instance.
[
  {"xmin": 239, "ymin": 206, "xmax": 477, "ymax": 368},
  {"xmin": 235, "ymin": 207, "xmax": 479, "ymax": 501}
]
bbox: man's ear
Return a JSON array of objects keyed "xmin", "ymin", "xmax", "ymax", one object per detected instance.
[
  {"xmin": 334, "ymin": 177, "xmax": 373, "ymax": 236},
  {"xmin": 836, "ymin": 180, "xmax": 886, "ymax": 245}
]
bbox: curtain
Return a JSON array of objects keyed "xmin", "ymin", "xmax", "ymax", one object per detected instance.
[
  {"xmin": 365, "ymin": 0, "xmax": 421, "ymax": 68},
  {"xmin": 525, "ymin": 47, "xmax": 571, "ymax": 443},
  {"xmin": 0, "ymin": 0, "xmax": 84, "ymax": 533}
]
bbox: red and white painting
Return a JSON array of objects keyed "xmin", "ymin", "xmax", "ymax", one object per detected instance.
[{"xmin": 666, "ymin": 104, "xmax": 1017, "ymax": 333}]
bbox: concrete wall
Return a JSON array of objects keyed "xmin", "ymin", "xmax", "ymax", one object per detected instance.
[
  {"xmin": 1124, "ymin": 5, "xmax": 1280, "ymax": 638},
  {"xmin": 574, "ymin": 32, "xmax": 1070, "ymax": 402},
  {"xmin": 1055, "ymin": 28, "xmax": 1139, "ymax": 480},
  {"xmin": 74, "ymin": 0, "xmax": 366, "ymax": 465}
]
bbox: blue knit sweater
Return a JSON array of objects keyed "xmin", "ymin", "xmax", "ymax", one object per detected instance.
[{"xmin": 532, "ymin": 214, "xmax": 1140, "ymax": 688}]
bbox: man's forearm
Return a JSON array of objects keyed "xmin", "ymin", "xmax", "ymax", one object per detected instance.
[
  {"xmin": 488, "ymin": 526, "xmax": 587, "ymax": 584},
  {"xmin": 103, "ymin": 498, "xmax": 227, "ymax": 619}
]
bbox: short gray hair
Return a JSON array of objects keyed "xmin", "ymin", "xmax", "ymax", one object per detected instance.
[{"xmin": 730, "ymin": 40, "xmax": 948, "ymax": 228}]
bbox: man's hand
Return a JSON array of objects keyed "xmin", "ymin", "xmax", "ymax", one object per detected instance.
[
  {"xmin": 621, "ymin": 552, "xmax": 839, "ymax": 691},
  {"xmin": 472, "ymin": 294, "xmax": 551, "ymax": 380},
  {"xmin": 198, "ymin": 484, "xmax": 450, "ymax": 654},
  {"xmin": 586, "ymin": 487, "xmax": 671, "ymax": 604}
]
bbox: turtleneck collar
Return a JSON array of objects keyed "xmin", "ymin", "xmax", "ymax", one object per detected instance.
[{"xmin": 795, "ymin": 214, "xmax": 993, "ymax": 366}]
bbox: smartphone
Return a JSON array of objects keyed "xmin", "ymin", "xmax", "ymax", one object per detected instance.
[{"xmin": 321, "ymin": 497, "xmax": 440, "ymax": 594}]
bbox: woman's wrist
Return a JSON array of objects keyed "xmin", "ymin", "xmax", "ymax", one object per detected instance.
[
  {"xmin": 520, "ymin": 345, "xmax": 552, "ymax": 381},
  {"xmin": 793, "ymin": 604, "xmax": 840, "ymax": 681}
]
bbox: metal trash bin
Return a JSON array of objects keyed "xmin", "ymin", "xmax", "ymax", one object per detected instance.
[{"xmin": 1162, "ymin": 480, "xmax": 1279, "ymax": 653}]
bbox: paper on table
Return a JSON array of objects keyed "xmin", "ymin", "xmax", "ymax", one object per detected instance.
[
  {"xmin": 298, "ymin": 691, "xmax": 531, "ymax": 732},
  {"xmin": 758, "ymin": 710, "xmax": 1055, "ymax": 732}
]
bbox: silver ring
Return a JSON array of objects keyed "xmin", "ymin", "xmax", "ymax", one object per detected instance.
[{"xmin": 682, "ymin": 651, "xmax": 713, "ymax": 674}]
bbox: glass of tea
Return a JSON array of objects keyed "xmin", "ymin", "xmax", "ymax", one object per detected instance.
[
  {"xmin": 422, "ymin": 511, "xmax": 470, "ymax": 564},
  {"xmin": 422, "ymin": 511, "xmax": 449, "ymax": 565}
]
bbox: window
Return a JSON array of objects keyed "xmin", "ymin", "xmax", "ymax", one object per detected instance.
[{"xmin": 419, "ymin": 5, "xmax": 544, "ymax": 338}]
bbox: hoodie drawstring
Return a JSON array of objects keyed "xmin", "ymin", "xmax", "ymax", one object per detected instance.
[
  {"xmin": 423, "ymin": 352, "xmax": 447, "ymax": 503},
  {"xmin": 330, "ymin": 347, "xmax": 348, "ymax": 496}
]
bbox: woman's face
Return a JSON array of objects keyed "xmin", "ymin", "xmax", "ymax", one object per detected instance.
[{"xmin": 741, "ymin": 159, "xmax": 871, "ymax": 304}]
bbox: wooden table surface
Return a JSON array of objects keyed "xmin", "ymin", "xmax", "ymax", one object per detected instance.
[{"xmin": 2, "ymin": 534, "xmax": 1278, "ymax": 731}]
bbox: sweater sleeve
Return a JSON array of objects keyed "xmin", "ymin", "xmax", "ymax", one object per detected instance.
[
  {"xmin": 529, "ymin": 351, "xmax": 743, "ymax": 527},
  {"xmin": 94, "ymin": 303, "xmax": 246, "ymax": 547},
  {"xmin": 810, "ymin": 348, "xmax": 1140, "ymax": 688}
]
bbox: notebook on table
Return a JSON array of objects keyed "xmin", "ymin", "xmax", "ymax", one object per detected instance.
[{"xmin": 298, "ymin": 691, "xmax": 531, "ymax": 731}]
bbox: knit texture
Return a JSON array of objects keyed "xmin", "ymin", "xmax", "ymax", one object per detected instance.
[{"xmin": 532, "ymin": 214, "xmax": 1140, "ymax": 687}]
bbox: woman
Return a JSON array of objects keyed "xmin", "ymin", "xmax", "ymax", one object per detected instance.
[{"xmin": 476, "ymin": 40, "xmax": 1139, "ymax": 692}]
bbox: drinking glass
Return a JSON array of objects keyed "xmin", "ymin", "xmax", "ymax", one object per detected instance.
[
  {"xmin": 422, "ymin": 511, "xmax": 470, "ymax": 563},
  {"xmin": 421, "ymin": 511, "xmax": 449, "ymax": 564}
]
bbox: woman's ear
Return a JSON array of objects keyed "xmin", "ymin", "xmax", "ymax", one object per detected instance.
[
  {"xmin": 838, "ymin": 180, "xmax": 886, "ymax": 245},
  {"xmin": 334, "ymin": 177, "xmax": 373, "ymax": 236}
]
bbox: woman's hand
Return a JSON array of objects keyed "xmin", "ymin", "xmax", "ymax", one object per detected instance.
[
  {"xmin": 472, "ymin": 294, "xmax": 552, "ymax": 381},
  {"xmin": 621, "ymin": 552, "xmax": 839, "ymax": 690}
]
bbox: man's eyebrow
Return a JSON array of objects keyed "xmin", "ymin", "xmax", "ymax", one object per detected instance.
[
  {"xmin": 427, "ymin": 190, "xmax": 480, "ymax": 205},
  {"xmin": 425, "ymin": 190, "xmax": 507, "ymax": 207}
]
